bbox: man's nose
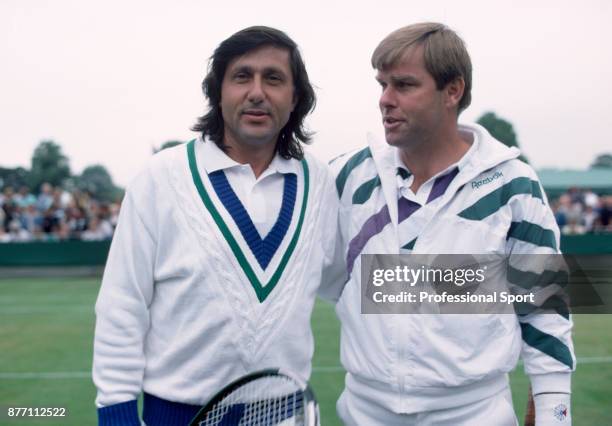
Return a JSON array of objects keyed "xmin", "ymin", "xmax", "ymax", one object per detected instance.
[
  {"xmin": 379, "ymin": 86, "xmax": 396, "ymax": 111},
  {"xmin": 247, "ymin": 76, "xmax": 265, "ymax": 103}
]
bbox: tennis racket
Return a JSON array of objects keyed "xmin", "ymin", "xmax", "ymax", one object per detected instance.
[{"xmin": 189, "ymin": 369, "xmax": 319, "ymax": 426}]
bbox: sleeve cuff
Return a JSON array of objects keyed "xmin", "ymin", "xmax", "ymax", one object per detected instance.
[
  {"xmin": 534, "ymin": 393, "xmax": 571, "ymax": 425},
  {"xmin": 97, "ymin": 399, "xmax": 140, "ymax": 426},
  {"xmin": 529, "ymin": 372, "xmax": 572, "ymax": 395}
]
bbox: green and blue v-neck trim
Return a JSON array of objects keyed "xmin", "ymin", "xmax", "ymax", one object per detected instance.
[
  {"xmin": 207, "ymin": 169, "xmax": 297, "ymax": 270},
  {"xmin": 187, "ymin": 140, "xmax": 309, "ymax": 303}
]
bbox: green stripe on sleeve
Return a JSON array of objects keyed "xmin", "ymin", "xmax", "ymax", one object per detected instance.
[
  {"xmin": 515, "ymin": 296, "xmax": 570, "ymax": 320},
  {"xmin": 507, "ymin": 221, "xmax": 557, "ymax": 251},
  {"xmin": 530, "ymin": 180, "xmax": 544, "ymax": 200},
  {"xmin": 459, "ymin": 177, "xmax": 544, "ymax": 220},
  {"xmin": 507, "ymin": 265, "xmax": 569, "ymax": 289},
  {"xmin": 520, "ymin": 322, "xmax": 574, "ymax": 368},
  {"xmin": 335, "ymin": 147, "xmax": 372, "ymax": 198},
  {"xmin": 352, "ymin": 176, "xmax": 381, "ymax": 205},
  {"xmin": 351, "ymin": 167, "xmax": 410, "ymax": 205}
]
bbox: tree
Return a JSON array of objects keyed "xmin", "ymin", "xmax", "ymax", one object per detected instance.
[
  {"xmin": 0, "ymin": 167, "xmax": 30, "ymax": 190},
  {"xmin": 590, "ymin": 153, "xmax": 612, "ymax": 169},
  {"xmin": 75, "ymin": 165, "xmax": 123, "ymax": 202},
  {"xmin": 476, "ymin": 112, "xmax": 529, "ymax": 163},
  {"xmin": 29, "ymin": 140, "xmax": 71, "ymax": 192},
  {"xmin": 153, "ymin": 140, "xmax": 185, "ymax": 154}
]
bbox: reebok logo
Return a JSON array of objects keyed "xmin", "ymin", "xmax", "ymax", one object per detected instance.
[{"xmin": 471, "ymin": 171, "xmax": 503, "ymax": 189}]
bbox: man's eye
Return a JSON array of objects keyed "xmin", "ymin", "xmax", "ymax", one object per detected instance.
[
  {"xmin": 233, "ymin": 73, "xmax": 249, "ymax": 82},
  {"xmin": 397, "ymin": 81, "xmax": 414, "ymax": 89},
  {"xmin": 267, "ymin": 74, "xmax": 283, "ymax": 84}
]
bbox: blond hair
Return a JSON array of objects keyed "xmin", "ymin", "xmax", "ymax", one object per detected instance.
[{"xmin": 372, "ymin": 22, "xmax": 472, "ymax": 113}]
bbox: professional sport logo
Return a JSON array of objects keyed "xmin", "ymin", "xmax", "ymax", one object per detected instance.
[{"xmin": 553, "ymin": 403, "xmax": 568, "ymax": 421}]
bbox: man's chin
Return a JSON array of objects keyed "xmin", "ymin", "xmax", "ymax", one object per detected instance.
[
  {"xmin": 385, "ymin": 135, "xmax": 420, "ymax": 152},
  {"xmin": 236, "ymin": 131, "xmax": 278, "ymax": 147},
  {"xmin": 384, "ymin": 134, "xmax": 402, "ymax": 147}
]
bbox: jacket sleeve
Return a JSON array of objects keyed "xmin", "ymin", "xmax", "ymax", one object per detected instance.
[
  {"xmin": 316, "ymin": 164, "xmax": 348, "ymax": 302},
  {"xmin": 505, "ymin": 175, "xmax": 575, "ymax": 396},
  {"xmin": 92, "ymin": 179, "xmax": 157, "ymax": 424}
]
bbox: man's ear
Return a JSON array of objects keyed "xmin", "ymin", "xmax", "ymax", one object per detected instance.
[{"xmin": 444, "ymin": 77, "xmax": 465, "ymax": 110}]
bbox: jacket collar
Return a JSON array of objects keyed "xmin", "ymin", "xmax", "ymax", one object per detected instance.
[{"xmin": 367, "ymin": 122, "xmax": 521, "ymax": 224}]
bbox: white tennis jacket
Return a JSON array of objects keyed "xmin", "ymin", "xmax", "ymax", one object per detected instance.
[{"xmin": 325, "ymin": 123, "xmax": 575, "ymax": 414}]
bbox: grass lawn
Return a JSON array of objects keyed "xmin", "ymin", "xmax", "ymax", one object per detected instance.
[{"xmin": 1, "ymin": 277, "xmax": 610, "ymax": 425}]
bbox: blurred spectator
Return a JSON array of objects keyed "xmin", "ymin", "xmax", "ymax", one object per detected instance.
[
  {"xmin": 36, "ymin": 182, "xmax": 54, "ymax": 212},
  {"xmin": 14, "ymin": 186, "xmax": 36, "ymax": 208},
  {"xmin": 0, "ymin": 204, "xmax": 5, "ymax": 232},
  {"xmin": 596, "ymin": 196, "xmax": 612, "ymax": 231},
  {"xmin": 109, "ymin": 202, "xmax": 120, "ymax": 229},
  {"xmin": 65, "ymin": 204, "xmax": 88, "ymax": 239},
  {"xmin": 567, "ymin": 187, "xmax": 584, "ymax": 205},
  {"xmin": 583, "ymin": 206, "xmax": 598, "ymax": 232},
  {"xmin": 2, "ymin": 187, "xmax": 17, "ymax": 233},
  {"xmin": 7, "ymin": 218, "xmax": 31, "ymax": 241},
  {"xmin": 583, "ymin": 188, "xmax": 599, "ymax": 209},
  {"xmin": 562, "ymin": 218, "xmax": 586, "ymax": 235},
  {"xmin": 19, "ymin": 204, "xmax": 39, "ymax": 234},
  {"xmin": 551, "ymin": 188, "xmax": 612, "ymax": 234},
  {"xmin": 41, "ymin": 206, "xmax": 60, "ymax": 235},
  {"xmin": 81, "ymin": 216, "xmax": 113, "ymax": 241},
  {"xmin": 553, "ymin": 195, "xmax": 571, "ymax": 229}
]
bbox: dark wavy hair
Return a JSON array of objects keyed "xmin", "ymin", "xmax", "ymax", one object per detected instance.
[{"xmin": 192, "ymin": 26, "xmax": 316, "ymax": 160}]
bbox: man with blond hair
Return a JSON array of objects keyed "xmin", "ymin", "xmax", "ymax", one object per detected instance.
[{"xmin": 328, "ymin": 23, "xmax": 574, "ymax": 425}]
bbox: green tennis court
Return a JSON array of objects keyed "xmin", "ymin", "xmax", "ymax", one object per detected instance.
[{"xmin": 0, "ymin": 277, "xmax": 610, "ymax": 425}]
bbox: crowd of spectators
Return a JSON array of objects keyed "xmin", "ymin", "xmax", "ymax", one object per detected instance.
[
  {"xmin": 551, "ymin": 188, "xmax": 612, "ymax": 235},
  {"xmin": 0, "ymin": 183, "xmax": 120, "ymax": 243},
  {"xmin": 2, "ymin": 182, "xmax": 611, "ymax": 241}
]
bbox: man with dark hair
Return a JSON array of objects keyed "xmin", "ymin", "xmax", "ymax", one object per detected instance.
[
  {"xmin": 93, "ymin": 26, "xmax": 339, "ymax": 426},
  {"xmin": 192, "ymin": 26, "xmax": 315, "ymax": 161},
  {"xmin": 327, "ymin": 23, "xmax": 574, "ymax": 425}
]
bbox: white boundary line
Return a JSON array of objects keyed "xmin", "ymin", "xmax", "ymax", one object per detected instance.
[
  {"xmin": 0, "ymin": 306, "xmax": 92, "ymax": 314},
  {"xmin": 2, "ymin": 357, "xmax": 612, "ymax": 379},
  {"xmin": 0, "ymin": 372, "xmax": 91, "ymax": 379},
  {"xmin": 571, "ymin": 355, "xmax": 612, "ymax": 364}
]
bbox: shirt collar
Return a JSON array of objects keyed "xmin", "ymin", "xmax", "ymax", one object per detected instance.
[
  {"xmin": 267, "ymin": 151, "xmax": 297, "ymax": 175},
  {"xmin": 393, "ymin": 135, "xmax": 479, "ymax": 187},
  {"xmin": 199, "ymin": 136, "xmax": 298, "ymax": 176}
]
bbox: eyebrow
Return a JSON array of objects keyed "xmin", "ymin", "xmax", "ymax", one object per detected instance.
[
  {"xmin": 390, "ymin": 75, "xmax": 420, "ymax": 84},
  {"xmin": 376, "ymin": 74, "xmax": 420, "ymax": 85},
  {"xmin": 229, "ymin": 64, "xmax": 289, "ymax": 77}
]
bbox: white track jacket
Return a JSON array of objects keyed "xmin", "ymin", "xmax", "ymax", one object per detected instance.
[{"xmin": 325, "ymin": 123, "xmax": 575, "ymax": 414}]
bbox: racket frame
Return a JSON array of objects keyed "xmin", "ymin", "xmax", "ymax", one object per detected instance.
[{"xmin": 189, "ymin": 368, "xmax": 318, "ymax": 426}]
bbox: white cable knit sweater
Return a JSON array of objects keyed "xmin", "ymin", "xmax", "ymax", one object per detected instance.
[{"xmin": 93, "ymin": 139, "xmax": 340, "ymax": 410}]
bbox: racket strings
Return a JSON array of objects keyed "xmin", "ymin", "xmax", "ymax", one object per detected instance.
[{"xmin": 198, "ymin": 376, "xmax": 306, "ymax": 426}]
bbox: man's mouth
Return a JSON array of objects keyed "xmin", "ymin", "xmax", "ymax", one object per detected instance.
[
  {"xmin": 242, "ymin": 109, "xmax": 269, "ymax": 117},
  {"xmin": 383, "ymin": 116, "xmax": 401, "ymax": 124},
  {"xmin": 383, "ymin": 116, "xmax": 403, "ymax": 129}
]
